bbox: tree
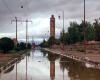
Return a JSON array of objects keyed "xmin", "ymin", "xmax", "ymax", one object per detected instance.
[
  {"xmin": 59, "ymin": 21, "xmax": 95, "ymax": 45},
  {"xmin": 59, "ymin": 31, "xmax": 67, "ymax": 44},
  {"xmin": 47, "ymin": 36, "xmax": 55, "ymax": 47},
  {"xmin": 86, "ymin": 22, "xmax": 95, "ymax": 41},
  {"xmin": 39, "ymin": 39, "xmax": 48, "ymax": 48},
  {"xmin": 0, "ymin": 37, "xmax": 14, "ymax": 53},
  {"xmin": 65, "ymin": 33, "xmax": 71, "ymax": 44},
  {"xmin": 27, "ymin": 43, "xmax": 32, "ymax": 49},
  {"xmin": 68, "ymin": 22, "xmax": 81, "ymax": 44},
  {"xmin": 55, "ymin": 39, "xmax": 60, "ymax": 45},
  {"xmin": 19, "ymin": 42, "xmax": 26, "ymax": 50},
  {"xmin": 93, "ymin": 19, "xmax": 100, "ymax": 41}
]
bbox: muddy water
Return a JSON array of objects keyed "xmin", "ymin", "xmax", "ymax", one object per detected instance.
[{"xmin": 0, "ymin": 49, "xmax": 100, "ymax": 80}]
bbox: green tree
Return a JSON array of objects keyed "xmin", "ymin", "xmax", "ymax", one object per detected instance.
[
  {"xmin": 55, "ymin": 39, "xmax": 60, "ymax": 45},
  {"xmin": 27, "ymin": 43, "xmax": 32, "ymax": 49},
  {"xmin": 47, "ymin": 36, "xmax": 55, "ymax": 47},
  {"xmin": 59, "ymin": 21, "xmax": 95, "ymax": 45},
  {"xmin": 19, "ymin": 42, "xmax": 26, "ymax": 50},
  {"xmin": 0, "ymin": 37, "xmax": 14, "ymax": 53},
  {"xmin": 68, "ymin": 22, "xmax": 81, "ymax": 44},
  {"xmin": 65, "ymin": 33, "xmax": 71, "ymax": 44},
  {"xmin": 86, "ymin": 22, "xmax": 95, "ymax": 41},
  {"xmin": 59, "ymin": 31, "xmax": 67, "ymax": 44},
  {"xmin": 39, "ymin": 39, "xmax": 48, "ymax": 48},
  {"xmin": 93, "ymin": 19, "xmax": 100, "ymax": 41}
]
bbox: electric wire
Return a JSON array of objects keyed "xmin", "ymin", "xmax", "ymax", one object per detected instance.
[
  {"xmin": 16, "ymin": 0, "xmax": 29, "ymax": 18},
  {"xmin": 1, "ymin": 0, "xmax": 15, "ymax": 17}
]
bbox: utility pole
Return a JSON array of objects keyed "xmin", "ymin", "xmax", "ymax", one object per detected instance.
[
  {"xmin": 27, "ymin": 35, "xmax": 34, "ymax": 47},
  {"xmin": 23, "ymin": 19, "xmax": 32, "ymax": 48},
  {"xmin": 21, "ymin": 19, "xmax": 32, "ymax": 80},
  {"xmin": 83, "ymin": 0, "xmax": 86, "ymax": 54},
  {"xmin": 12, "ymin": 18, "xmax": 32, "ymax": 80},
  {"xmin": 23, "ymin": 19, "xmax": 32, "ymax": 80},
  {"xmin": 26, "ymin": 20, "xmax": 28, "ymax": 48},
  {"xmin": 11, "ymin": 17, "xmax": 22, "ymax": 46}
]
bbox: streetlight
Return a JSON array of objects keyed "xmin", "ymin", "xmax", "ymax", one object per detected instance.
[
  {"xmin": 58, "ymin": 11, "xmax": 65, "ymax": 50},
  {"xmin": 63, "ymin": 11, "xmax": 65, "ymax": 50}
]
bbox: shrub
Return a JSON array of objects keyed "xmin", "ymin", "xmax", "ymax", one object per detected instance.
[
  {"xmin": 27, "ymin": 43, "xmax": 32, "ymax": 49},
  {"xmin": 0, "ymin": 37, "xmax": 14, "ymax": 53},
  {"xmin": 19, "ymin": 42, "xmax": 26, "ymax": 50},
  {"xmin": 48, "ymin": 36, "xmax": 55, "ymax": 47}
]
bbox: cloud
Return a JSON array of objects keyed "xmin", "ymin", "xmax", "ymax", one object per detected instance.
[{"xmin": 0, "ymin": 0, "xmax": 100, "ymax": 42}]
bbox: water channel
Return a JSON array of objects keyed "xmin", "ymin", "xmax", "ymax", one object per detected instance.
[{"xmin": 0, "ymin": 49, "xmax": 100, "ymax": 80}]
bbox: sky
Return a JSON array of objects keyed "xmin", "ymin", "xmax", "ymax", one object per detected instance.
[{"xmin": 0, "ymin": 0, "xmax": 100, "ymax": 43}]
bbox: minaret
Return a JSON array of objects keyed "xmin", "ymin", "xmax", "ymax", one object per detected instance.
[
  {"xmin": 50, "ymin": 15, "xmax": 55, "ymax": 38},
  {"xmin": 50, "ymin": 61, "xmax": 55, "ymax": 80},
  {"xmin": 48, "ymin": 54, "xmax": 56, "ymax": 80}
]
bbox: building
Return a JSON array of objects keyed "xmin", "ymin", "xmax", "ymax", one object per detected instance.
[{"xmin": 50, "ymin": 15, "xmax": 55, "ymax": 38}]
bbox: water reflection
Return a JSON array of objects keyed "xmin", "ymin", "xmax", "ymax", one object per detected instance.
[
  {"xmin": 42, "ymin": 50, "xmax": 47, "ymax": 57},
  {"xmin": 47, "ymin": 53, "xmax": 59, "ymax": 80},
  {"xmin": 60, "ymin": 56, "xmax": 100, "ymax": 80},
  {"xmin": 4, "ymin": 65, "xmax": 14, "ymax": 74},
  {"xmin": 1, "ymin": 50, "xmax": 100, "ymax": 80}
]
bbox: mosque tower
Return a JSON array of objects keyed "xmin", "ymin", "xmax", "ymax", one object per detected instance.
[{"xmin": 50, "ymin": 15, "xmax": 55, "ymax": 38}]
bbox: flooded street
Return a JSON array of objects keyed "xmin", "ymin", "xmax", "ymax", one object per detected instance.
[{"xmin": 1, "ymin": 49, "xmax": 100, "ymax": 80}]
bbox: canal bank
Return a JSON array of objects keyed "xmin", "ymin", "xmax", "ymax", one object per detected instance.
[
  {"xmin": 43, "ymin": 48, "xmax": 100, "ymax": 69},
  {"xmin": 0, "ymin": 49, "xmax": 30, "ymax": 72},
  {"xmin": 1, "ymin": 49, "xmax": 100, "ymax": 80}
]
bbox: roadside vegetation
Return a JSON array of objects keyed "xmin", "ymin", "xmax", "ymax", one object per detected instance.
[
  {"xmin": 0, "ymin": 37, "xmax": 32, "ymax": 53},
  {"xmin": 0, "ymin": 37, "xmax": 32, "ymax": 68},
  {"xmin": 40, "ymin": 20, "xmax": 100, "ymax": 50}
]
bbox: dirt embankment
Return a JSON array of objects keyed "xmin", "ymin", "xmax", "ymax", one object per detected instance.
[
  {"xmin": 43, "ymin": 46, "xmax": 100, "ymax": 69},
  {"xmin": 0, "ymin": 50, "xmax": 29, "ymax": 68}
]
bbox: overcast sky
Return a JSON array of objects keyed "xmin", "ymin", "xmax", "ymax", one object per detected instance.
[{"xmin": 0, "ymin": 0, "xmax": 100, "ymax": 43}]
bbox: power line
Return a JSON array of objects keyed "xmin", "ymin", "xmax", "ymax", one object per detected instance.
[
  {"xmin": 15, "ymin": 0, "xmax": 28, "ymax": 18},
  {"xmin": 16, "ymin": 0, "xmax": 31, "ymax": 18},
  {"xmin": 16, "ymin": 0, "xmax": 22, "ymax": 5},
  {"xmin": 1, "ymin": 0, "xmax": 29, "ymax": 18},
  {"xmin": 23, "ymin": 0, "xmax": 29, "ymax": 17},
  {"xmin": 1, "ymin": 0, "xmax": 15, "ymax": 17},
  {"xmin": 23, "ymin": 19, "xmax": 32, "ymax": 80},
  {"xmin": 16, "ymin": 0, "xmax": 23, "ymax": 9},
  {"xmin": 22, "ymin": 19, "xmax": 32, "ymax": 47},
  {"xmin": 11, "ymin": 17, "xmax": 32, "ymax": 47}
]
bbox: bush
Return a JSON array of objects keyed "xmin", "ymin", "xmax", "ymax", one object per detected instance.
[
  {"xmin": 39, "ymin": 39, "xmax": 49, "ymax": 48},
  {"xmin": 27, "ymin": 43, "xmax": 32, "ymax": 49},
  {"xmin": 14, "ymin": 46, "xmax": 21, "ymax": 51},
  {"xmin": 0, "ymin": 37, "xmax": 14, "ymax": 53},
  {"xmin": 19, "ymin": 42, "xmax": 26, "ymax": 50},
  {"xmin": 48, "ymin": 36, "xmax": 55, "ymax": 47}
]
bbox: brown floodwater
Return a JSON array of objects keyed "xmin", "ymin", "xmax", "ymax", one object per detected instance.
[{"xmin": 0, "ymin": 49, "xmax": 100, "ymax": 80}]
